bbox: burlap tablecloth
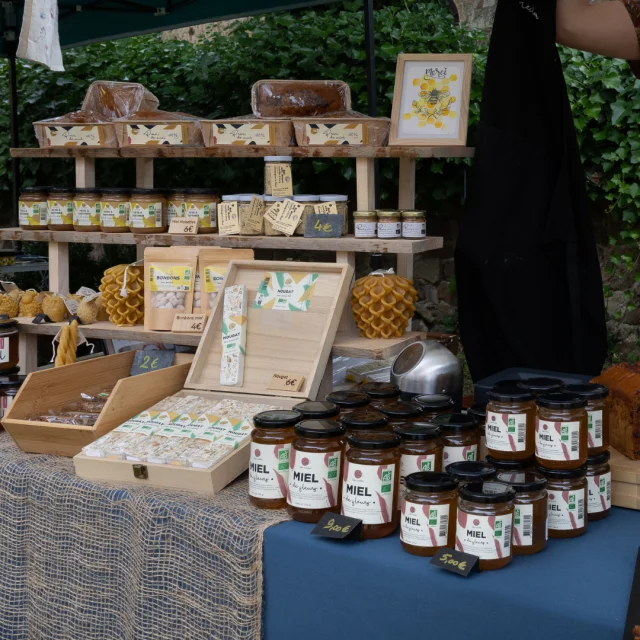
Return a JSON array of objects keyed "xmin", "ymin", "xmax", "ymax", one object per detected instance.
[{"xmin": 0, "ymin": 432, "xmax": 289, "ymax": 640}]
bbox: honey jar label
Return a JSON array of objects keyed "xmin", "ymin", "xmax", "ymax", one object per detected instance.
[
  {"xmin": 377, "ymin": 221, "xmax": 402, "ymax": 238},
  {"xmin": 130, "ymin": 202, "xmax": 163, "ymax": 229},
  {"xmin": 341, "ymin": 462, "xmax": 395, "ymax": 524},
  {"xmin": 456, "ymin": 513, "xmax": 513, "ymax": 560},
  {"xmin": 74, "ymin": 201, "xmax": 101, "ymax": 226},
  {"xmin": 249, "ymin": 442, "xmax": 291, "ymax": 499},
  {"xmin": 587, "ymin": 410, "xmax": 603, "ymax": 449},
  {"xmin": 19, "ymin": 201, "xmax": 48, "ymax": 226},
  {"xmin": 101, "ymin": 202, "xmax": 129, "ymax": 228},
  {"xmin": 48, "ymin": 200, "xmax": 73, "ymax": 225},
  {"xmin": 354, "ymin": 221, "xmax": 377, "ymax": 238},
  {"xmin": 587, "ymin": 472, "xmax": 611, "ymax": 514},
  {"xmin": 287, "ymin": 450, "xmax": 341, "ymax": 509},
  {"xmin": 401, "ymin": 500, "xmax": 449, "ymax": 548},
  {"xmin": 548, "ymin": 488, "xmax": 585, "ymax": 530},
  {"xmin": 513, "ymin": 504, "xmax": 534, "ymax": 546},
  {"xmin": 398, "ymin": 453, "xmax": 437, "ymax": 503},
  {"xmin": 185, "ymin": 202, "xmax": 217, "ymax": 228},
  {"xmin": 535, "ymin": 420, "xmax": 580, "ymax": 461},
  {"xmin": 149, "ymin": 264, "xmax": 193, "ymax": 292},
  {"xmin": 443, "ymin": 444, "xmax": 477, "ymax": 468},
  {"xmin": 0, "ymin": 394, "xmax": 13, "ymax": 418},
  {"xmin": 486, "ymin": 411, "xmax": 528, "ymax": 453},
  {"xmin": 402, "ymin": 221, "xmax": 426, "ymax": 238},
  {"xmin": 204, "ymin": 266, "xmax": 227, "ymax": 294}
]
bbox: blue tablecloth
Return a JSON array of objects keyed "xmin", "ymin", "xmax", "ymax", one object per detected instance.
[{"xmin": 263, "ymin": 508, "xmax": 639, "ymax": 639}]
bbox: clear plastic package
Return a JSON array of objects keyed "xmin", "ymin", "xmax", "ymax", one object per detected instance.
[
  {"xmin": 81, "ymin": 81, "xmax": 159, "ymax": 120},
  {"xmin": 291, "ymin": 110, "xmax": 390, "ymax": 147},
  {"xmin": 114, "ymin": 110, "xmax": 204, "ymax": 147}
]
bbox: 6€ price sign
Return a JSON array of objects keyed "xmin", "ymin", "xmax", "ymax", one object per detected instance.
[
  {"xmin": 169, "ymin": 217, "xmax": 200, "ymax": 235},
  {"xmin": 129, "ymin": 350, "xmax": 176, "ymax": 377}
]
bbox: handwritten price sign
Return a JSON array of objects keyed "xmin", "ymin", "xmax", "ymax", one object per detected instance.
[
  {"xmin": 267, "ymin": 372, "xmax": 305, "ymax": 392},
  {"xmin": 130, "ymin": 350, "xmax": 175, "ymax": 377},
  {"xmin": 169, "ymin": 217, "xmax": 199, "ymax": 235},
  {"xmin": 171, "ymin": 313, "xmax": 206, "ymax": 333}
]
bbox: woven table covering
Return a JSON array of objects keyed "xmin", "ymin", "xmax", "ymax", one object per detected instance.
[{"xmin": 0, "ymin": 432, "xmax": 289, "ymax": 640}]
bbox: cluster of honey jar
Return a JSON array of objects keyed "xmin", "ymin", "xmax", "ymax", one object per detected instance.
[{"xmin": 248, "ymin": 377, "xmax": 611, "ymax": 570}]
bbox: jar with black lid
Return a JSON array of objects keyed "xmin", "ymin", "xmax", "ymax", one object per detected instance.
[
  {"xmin": 342, "ymin": 410, "xmax": 389, "ymax": 439},
  {"xmin": 565, "ymin": 383, "xmax": 610, "ymax": 456},
  {"xmin": 538, "ymin": 465, "xmax": 588, "ymax": 538},
  {"xmin": 249, "ymin": 410, "xmax": 303, "ymax": 509},
  {"xmin": 536, "ymin": 393, "xmax": 588, "ymax": 470},
  {"xmin": 394, "ymin": 423, "xmax": 443, "ymax": 504},
  {"xmin": 447, "ymin": 461, "xmax": 496, "ymax": 485},
  {"xmin": 496, "ymin": 471, "xmax": 548, "ymax": 555},
  {"xmin": 359, "ymin": 382, "xmax": 400, "ymax": 408},
  {"xmin": 586, "ymin": 450, "xmax": 611, "ymax": 521},
  {"xmin": 486, "ymin": 387, "xmax": 536, "ymax": 460},
  {"xmin": 401, "ymin": 472, "xmax": 458, "ymax": 556},
  {"xmin": 434, "ymin": 413, "xmax": 479, "ymax": 468},
  {"xmin": 456, "ymin": 482, "xmax": 515, "ymax": 571},
  {"xmin": 467, "ymin": 402, "xmax": 488, "ymax": 459},
  {"xmin": 0, "ymin": 373, "xmax": 26, "ymax": 424},
  {"xmin": 325, "ymin": 391, "xmax": 369, "ymax": 418},
  {"xmin": 519, "ymin": 377, "xmax": 564, "ymax": 396},
  {"xmin": 414, "ymin": 394, "xmax": 455, "ymax": 422},
  {"xmin": 493, "ymin": 379, "xmax": 525, "ymax": 392},
  {"xmin": 287, "ymin": 420, "xmax": 345, "ymax": 523},
  {"xmin": 293, "ymin": 400, "xmax": 340, "ymax": 421},
  {"xmin": 378, "ymin": 400, "xmax": 424, "ymax": 426},
  {"xmin": 486, "ymin": 456, "xmax": 537, "ymax": 472},
  {"xmin": 343, "ymin": 432, "xmax": 401, "ymax": 539}
]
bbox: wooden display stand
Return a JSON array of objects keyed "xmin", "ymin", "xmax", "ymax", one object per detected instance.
[
  {"xmin": 6, "ymin": 145, "xmax": 473, "ymax": 374},
  {"xmin": 73, "ymin": 260, "xmax": 352, "ymax": 494},
  {"xmin": 611, "ymin": 446, "xmax": 640, "ymax": 510}
]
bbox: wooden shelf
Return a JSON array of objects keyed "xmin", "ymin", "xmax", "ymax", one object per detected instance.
[
  {"xmin": 11, "ymin": 146, "xmax": 474, "ymax": 159},
  {"xmin": 0, "ymin": 228, "xmax": 443, "ymax": 254},
  {"xmin": 16, "ymin": 318, "xmax": 426, "ymax": 359}
]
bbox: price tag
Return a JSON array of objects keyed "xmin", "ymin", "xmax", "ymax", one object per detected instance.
[
  {"xmin": 313, "ymin": 201, "xmax": 338, "ymax": 214},
  {"xmin": 64, "ymin": 298, "xmax": 79, "ymax": 316},
  {"xmin": 169, "ymin": 217, "xmax": 200, "ymax": 235},
  {"xmin": 304, "ymin": 214, "xmax": 344, "ymax": 238},
  {"xmin": 244, "ymin": 196, "xmax": 265, "ymax": 234},
  {"xmin": 311, "ymin": 513, "xmax": 363, "ymax": 541},
  {"xmin": 267, "ymin": 372, "xmax": 305, "ymax": 392},
  {"xmin": 263, "ymin": 200, "xmax": 284, "ymax": 225},
  {"xmin": 219, "ymin": 202, "xmax": 240, "ymax": 235},
  {"xmin": 430, "ymin": 548, "xmax": 479, "ymax": 577},
  {"xmin": 270, "ymin": 199, "xmax": 305, "ymax": 236},
  {"xmin": 0, "ymin": 281, "xmax": 19, "ymax": 293},
  {"xmin": 171, "ymin": 313, "xmax": 206, "ymax": 333},
  {"xmin": 75, "ymin": 286, "xmax": 97, "ymax": 297},
  {"xmin": 129, "ymin": 350, "xmax": 175, "ymax": 377},
  {"xmin": 270, "ymin": 164, "xmax": 293, "ymax": 197}
]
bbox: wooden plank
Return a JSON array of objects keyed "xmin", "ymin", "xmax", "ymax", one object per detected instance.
[
  {"xmin": 18, "ymin": 333, "xmax": 38, "ymax": 374},
  {"xmin": 0, "ymin": 228, "xmax": 444, "ymax": 255},
  {"xmin": 610, "ymin": 446, "xmax": 640, "ymax": 485},
  {"xmin": 11, "ymin": 146, "xmax": 475, "ymax": 159},
  {"xmin": 75, "ymin": 157, "xmax": 95, "ymax": 188},
  {"xmin": 336, "ymin": 251, "xmax": 357, "ymax": 334},
  {"xmin": 356, "ymin": 158, "xmax": 375, "ymax": 211},
  {"xmin": 136, "ymin": 158, "xmax": 154, "ymax": 188},
  {"xmin": 332, "ymin": 330, "xmax": 427, "ymax": 359},
  {"xmin": 49, "ymin": 241, "xmax": 70, "ymax": 294},
  {"xmin": 398, "ymin": 157, "xmax": 416, "ymax": 210}
]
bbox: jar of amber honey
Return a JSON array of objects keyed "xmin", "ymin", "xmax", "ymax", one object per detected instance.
[
  {"xmin": 379, "ymin": 400, "xmax": 424, "ymax": 426},
  {"xmin": 414, "ymin": 394, "xmax": 455, "ymax": 422},
  {"xmin": 538, "ymin": 465, "xmax": 588, "ymax": 539},
  {"xmin": 565, "ymin": 383, "xmax": 610, "ymax": 456},
  {"xmin": 486, "ymin": 387, "xmax": 536, "ymax": 460}
]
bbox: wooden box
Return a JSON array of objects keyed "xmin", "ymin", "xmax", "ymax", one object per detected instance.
[
  {"xmin": 34, "ymin": 121, "xmax": 118, "ymax": 148},
  {"xmin": 74, "ymin": 260, "xmax": 354, "ymax": 494},
  {"xmin": 611, "ymin": 446, "xmax": 640, "ymax": 510},
  {"xmin": 114, "ymin": 119, "xmax": 204, "ymax": 147},
  {"xmin": 292, "ymin": 116, "xmax": 390, "ymax": 147},
  {"xmin": 3, "ymin": 352, "xmax": 190, "ymax": 457},
  {"xmin": 201, "ymin": 118, "xmax": 295, "ymax": 147}
]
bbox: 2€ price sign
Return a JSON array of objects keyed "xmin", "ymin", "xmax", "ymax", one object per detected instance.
[
  {"xmin": 430, "ymin": 548, "xmax": 479, "ymax": 577},
  {"xmin": 129, "ymin": 350, "xmax": 176, "ymax": 377}
]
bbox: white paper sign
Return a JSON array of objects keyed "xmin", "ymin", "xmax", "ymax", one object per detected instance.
[{"xmin": 17, "ymin": 0, "xmax": 64, "ymax": 71}]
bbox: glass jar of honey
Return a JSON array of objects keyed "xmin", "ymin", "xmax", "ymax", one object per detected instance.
[
  {"xmin": 538, "ymin": 465, "xmax": 587, "ymax": 538},
  {"xmin": 401, "ymin": 472, "xmax": 458, "ymax": 556},
  {"xmin": 264, "ymin": 156, "xmax": 292, "ymax": 196},
  {"xmin": 486, "ymin": 387, "xmax": 536, "ymax": 460},
  {"xmin": 486, "ymin": 456, "xmax": 537, "ymax": 472},
  {"xmin": 414, "ymin": 394, "xmax": 455, "ymax": 422},
  {"xmin": 447, "ymin": 461, "xmax": 496, "ymax": 486},
  {"xmin": 496, "ymin": 471, "xmax": 548, "ymax": 555},
  {"xmin": 467, "ymin": 402, "xmax": 488, "ymax": 460},
  {"xmin": 287, "ymin": 420, "xmax": 345, "ymax": 523},
  {"xmin": 456, "ymin": 482, "xmax": 515, "ymax": 571},
  {"xmin": 536, "ymin": 393, "xmax": 588, "ymax": 470},
  {"xmin": 401, "ymin": 210, "xmax": 426, "ymax": 238},
  {"xmin": 184, "ymin": 188, "xmax": 221, "ymax": 234},
  {"xmin": 376, "ymin": 210, "xmax": 401, "ymax": 239},
  {"xmin": 586, "ymin": 450, "xmax": 611, "ymax": 521},
  {"xmin": 19, "ymin": 186, "xmax": 49, "ymax": 230},
  {"xmin": 353, "ymin": 211, "xmax": 378, "ymax": 238},
  {"xmin": 565, "ymin": 383, "xmax": 610, "ymax": 456},
  {"xmin": 249, "ymin": 410, "xmax": 302, "ymax": 509},
  {"xmin": 343, "ymin": 432, "xmax": 401, "ymax": 539},
  {"xmin": 435, "ymin": 413, "xmax": 479, "ymax": 468},
  {"xmin": 165, "ymin": 189, "xmax": 186, "ymax": 225},
  {"xmin": 293, "ymin": 401, "xmax": 340, "ymax": 421},
  {"xmin": 129, "ymin": 188, "xmax": 167, "ymax": 233},
  {"xmin": 379, "ymin": 400, "xmax": 424, "ymax": 426},
  {"xmin": 359, "ymin": 382, "xmax": 401, "ymax": 409},
  {"xmin": 73, "ymin": 188, "xmax": 101, "ymax": 231},
  {"xmin": 519, "ymin": 377, "xmax": 564, "ymax": 396},
  {"xmin": 47, "ymin": 188, "xmax": 74, "ymax": 230},
  {"xmin": 100, "ymin": 188, "xmax": 130, "ymax": 233},
  {"xmin": 325, "ymin": 391, "xmax": 369, "ymax": 418},
  {"xmin": 342, "ymin": 410, "xmax": 389, "ymax": 440}
]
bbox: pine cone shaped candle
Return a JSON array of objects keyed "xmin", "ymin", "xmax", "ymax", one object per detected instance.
[
  {"xmin": 351, "ymin": 272, "xmax": 418, "ymax": 339},
  {"xmin": 99, "ymin": 264, "xmax": 144, "ymax": 327}
]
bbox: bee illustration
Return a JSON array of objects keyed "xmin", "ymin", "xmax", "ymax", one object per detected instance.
[{"xmin": 420, "ymin": 87, "xmax": 450, "ymax": 107}]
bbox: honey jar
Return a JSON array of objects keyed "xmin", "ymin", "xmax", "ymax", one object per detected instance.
[
  {"xmin": 586, "ymin": 450, "xmax": 611, "ymax": 521},
  {"xmin": 19, "ymin": 186, "xmax": 49, "ymax": 230},
  {"xmin": 47, "ymin": 188, "xmax": 74, "ymax": 230},
  {"xmin": 486, "ymin": 387, "xmax": 536, "ymax": 460},
  {"xmin": 538, "ymin": 465, "xmax": 588, "ymax": 538},
  {"xmin": 401, "ymin": 210, "xmax": 426, "ymax": 238},
  {"xmin": 353, "ymin": 211, "xmax": 377, "ymax": 238},
  {"xmin": 565, "ymin": 383, "xmax": 610, "ymax": 456},
  {"xmin": 376, "ymin": 210, "xmax": 401, "ymax": 239},
  {"xmin": 434, "ymin": 413, "xmax": 479, "ymax": 468}
]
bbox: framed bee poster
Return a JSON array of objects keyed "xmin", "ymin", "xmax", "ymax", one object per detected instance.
[{"xmin": 389, "ymin": 53, "xmax": 472, "ymax": 146}]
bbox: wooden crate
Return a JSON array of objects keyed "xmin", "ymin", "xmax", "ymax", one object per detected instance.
[
  {"xmin": 292, "ymin": 116, "xmax": 390, "ymax": 147},
  {"xmin": 610, "ymin": 447, "xmax": 640, "ymax": 510},
  {"xmin": 114, "ymin": 120, "xmax": 204, "ymax": 147},
  {"xmin": 3, "ymin": 352, "xmax": 190, "ymax": 457},
  {"xmin": 201, "ymin": 119, "xmax": 295, "ymax": 147},
  {"xmin": 74, "ymin": 259, "xmax": 354, "ymax": 494},
  {"xmin": 34, "ymin": 121, "xmax": 118, "ymax": 148}
]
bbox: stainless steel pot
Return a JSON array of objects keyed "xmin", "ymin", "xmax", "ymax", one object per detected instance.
[{"xmin": 391, "ymin": 340, "xmax": 463, "ymax": 408}]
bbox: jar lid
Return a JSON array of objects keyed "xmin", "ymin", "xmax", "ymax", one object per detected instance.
[
  {"xmin": 292, "ymin": 195, "xmax": 319, "ymax": 202},
  {"xmin": 293, "ymin": 400, "xmax": 340, "ymax": 419},
  {"xmin": 378, "ymin": 400, "xmax": 423, "ymax": 419},
  {"xmin": 253, "ymin": 409, "xmax": 302, "ymax": 429},
  {"xmin": 564, "ymin": 383, "xmax": 609, "ymax": 400},
  {"xmin": 536, "ymin": 465, "xmax": 587, "ymax": 480},
  {"xmin": 487, "ymin": 387, "xmax": 535, "ymax": 402},
  {"xmin": 536, "ymin": 392, "xmax": 587, "ymax": 410},
  {"xmin": 21, "ymin": 186, "xmax": 48, "ymax": 194},
  {"xmin": 295, "ymin": 419, "xmax": 345, "ymax": 439},
  {"xmin": 415, "ymin": 394, "xmax": 454, "ymax": 410},
  {"xmin": 164, "ymin": 188, "xmax": 187, "ymax": 194},
  {"xmin": 129, "ymin": 188, "xmax": 165, "ymax": 196},
  {"xmin": 0, "ymin": 374, "xmax": 27, "ymax": 388},
  {"xmin": 375, "ymin": 209, "xmax": 399, "ymax": 214},
  {"xmin": 447, "ymin": 461, "xmax": 496, "ymax": 483},
  {"xmin": 466, "ymin": 402, "xmax": 487, "ymax": 422},
  {"xmin": 101, "ymin": 187, "xmax": 131, "ymax": 195},
  {"xmin": 353, "ymin": 211, "xmax": 377, "ymax": 218},
  {"xmin": 74, "ymin": 188, "xmax": 100, "ymax": 194},
  {"xmin": 325, "ymin": 391, "xmax": 369, "ymax": 409},
  {"xmin": 347, "ymin": 432, "xmax": 401, "ymax": 450},
  {"xmin": 320, "ymin": 195, "xmax": 347, "ymax": 202},
  {"xmin": 434, "ymin": 412, "xmax": 477, "ymax": 432},
  {"xmin": 393, "ymin": 423, "xmax": 441, "ymax": 441},
  {"xmin": 518, "ymin": 377, "xmax": 565, "ymax": 393},
  {"xmin": 401, "ymin": 210, "xmax": 425, "ymax": 218},
  {"xmin": 459, "ymin": 482, "xmax": 516, "ymax": 504},
  {"xmin": 493, "ymin": 379, "xmax": 525, "ymax": 391},
  {"xmin": 264, "ymin": 156, "xmax": 293, "ymax": 162},
  {"xmin": 341, "ymin": 409, "xmax": 388, "ymax": 430},
  {"xmin": 496, "ymin": 471, "xmax": 547, "ymax": 493},
  {"xmin": 222, "ymin": 193, "xmax": 258, "ymax": 201},
  {"xmin": 184, "ymin": 188, "xmax": 222, "ymax": 196},
  {"xmin": 0, "ymin": 318, "xmax": 18, "ymax": 330},
  {"xmin": 263, "ymin": 195, "xmax": 286, "ymax": 202},
  {"xmin": 486, "ymin": 456, "xmax": 536, "ymax": 471},
  {"xmin": 48, "ymin": 187, "xmax": 74, "ymax": 194},
  {"xmin": 359, "ymin": 382, "xmax": 400, "ymax": 399},
  {"xmin": 587, "ymin": 450, "xmax": 611, "ymax": 466},
  {"xmin": 405, "ymin": 471, "xmax": 458, "ymax": 493}
]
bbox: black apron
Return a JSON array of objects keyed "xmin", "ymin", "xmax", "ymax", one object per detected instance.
[{"xmin": 455, "ymin": 0, "xmax": 607, "ymax": 381}]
